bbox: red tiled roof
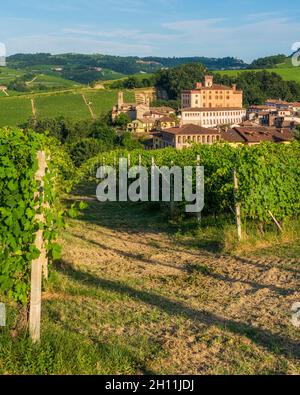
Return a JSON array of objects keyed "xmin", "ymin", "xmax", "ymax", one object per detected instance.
[
  {"xmin": 249, "ymin": 105, "xmax": 275, "ymax": 110},
  {"xmin": 222, "ymin": 126, "xmax": 294, "ymax": 143},
  {"xmin": 183, "ymin": 84, "xmax": 241, "ymax": 92},
  {"xmin": 156, "ymin": 116, "xmax": 174, "ymax": 122},
  {"xmin": 163, "ymin": 124, "xmax": 220, "ymax": 136},
  {"xmin": 265, "ymin": 99, "xmax": 291, "ymax": 106}
]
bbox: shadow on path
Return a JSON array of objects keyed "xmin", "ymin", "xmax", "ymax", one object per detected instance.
[{"xmin": 56, "ymin": 260, "xmax": 300, "ymax": 361}]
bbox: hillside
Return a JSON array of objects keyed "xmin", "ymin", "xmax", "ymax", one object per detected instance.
[
  {"xmin": 6, "ymin": 53, "xmax": 248, "ymax": 83},
  {"xmin": 0, "ymin": 67, "xmax": 83, "ymax": 95},
  {"xmin": 0, "ymin": 89, "xmax": 135, "ymax": 126},
  {"xmin": 219, "ymin": 67, "xmax": 300, "ymax": 84}
]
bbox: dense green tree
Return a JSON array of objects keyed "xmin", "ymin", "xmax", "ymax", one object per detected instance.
[
  {"xmin": 113, "ymin": 113, "xmax": 131, "ymax": 129},
  {"xmin": 67, "ymin": 138, "xmax": 107, "ymax": 167},
  {"xmin": 155, "ymin": 63, "xmax": 207, "ymax": 100},
  {"xmin": 150, "ymin": 99, "xmax": 179, "ymax": 110},
  {"xmin": 88, "ymin": 122, "xmax": 117, "ymax": 148},
  {"xmin": 249, "ymin": 54, "xmax": 287, "ymax": 69},
  {"xmin": 119, "ymin": 132, "xmax": 143, "ymax": 150},
  {"xmin": 213, "ymin": 71, "xmax": 300, "ymax": 106}
]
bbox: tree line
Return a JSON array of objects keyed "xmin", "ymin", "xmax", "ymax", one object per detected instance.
[{"xmin": 154, "ymin": 63, "xmax": 300, "ymax": 106}]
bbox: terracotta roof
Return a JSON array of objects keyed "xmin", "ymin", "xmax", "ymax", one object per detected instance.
[
  {"xmin": 138, "ymin": 118, "xmax": 155, "ymax": 124},
  {"xmin": 163, "ymin": 124, "xmax": 220, "ymax": 136},
  {"xmin": 265, "ymin": 99, "xmax": 291, "ymax": 106},
  {"xmin": 249, "ymin": 105, "xmax": 275, "ymax": 110},
  {"xmin": 156, "ymin": 116, "xmax": 174, "ymax": 123},
  {"xmin": 222, "ymin": 126, "xmax": 294, "ymax": 143},
  {"xmin": 221, "ymin": 129, "xmax": 245, "ymax": 143},
  {"xmin": 240, "ymin": 120, "xmax": 258, "ymax": 127},
  {"xmin": 183, "ymin": 84, "xmax": 240, "ymax": 92}
]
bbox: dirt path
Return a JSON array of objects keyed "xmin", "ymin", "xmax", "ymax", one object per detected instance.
[
  {"xmin": 56, "ymin": 188, "xmax": 300, "ymax": 374},
  {"xmin": 26, "ymin": 75, "xmax": 38, "ymax": 85},
  {"xmin": 82, "ymin": 94, "xmax": 96, "ymax": 120},
  {"xmin": 1, "ymin": 88, "xmax": 9, "ymax": 96},
  {"xmin": 31, "ymin": 98, "xmax": 36, "ymax": 119}
]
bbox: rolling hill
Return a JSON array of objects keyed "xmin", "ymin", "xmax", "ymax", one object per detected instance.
[{"xmin": 0, "ymin": 89, "xmax": 135, "ymax": 127}]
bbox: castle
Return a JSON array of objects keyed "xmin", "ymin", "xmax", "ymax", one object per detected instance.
[
  {"xmin": 112, "ymin": 92, "xmax": 175, "ymax": 124},
  {"xmin": 181, "ymin": 75, "xmax": 246, "ymax": 127}
]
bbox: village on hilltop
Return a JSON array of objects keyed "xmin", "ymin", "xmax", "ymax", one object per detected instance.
[{"xmin": 112, "ymin": 75, "xmax": 299, "ymax": 149}]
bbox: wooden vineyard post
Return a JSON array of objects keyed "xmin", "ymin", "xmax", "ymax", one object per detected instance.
[
  {"xmin": 196, "ymin": 155, "xmax": 201, "ymax": 225},
  {"xmin": 268, "ymin": 210, "xmax": 283, "ymax": 233},
  {"xmin": 233, "ymin": 169, "xmax": 243, "ymax": 241},
  {"xmin": 29, "ymin": 151, "xmax": 47, "ymax": 343},
  {"xmin": 170, "ymin": 160, "xmax": 175, "ymax": 218}
]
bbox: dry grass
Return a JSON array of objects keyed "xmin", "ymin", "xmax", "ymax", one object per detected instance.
[
  {"xmin": 44, "ymin": 184, "xmax": 300, "ymax": 374},
  {"xmin": 2, "ymin": 183, "xmax": 299, "ymax": 374}
]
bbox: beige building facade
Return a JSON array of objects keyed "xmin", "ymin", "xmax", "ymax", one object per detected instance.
[
  {"xmin": 181, "ymin": 75, "xmax": 246, "ymax": 127},
  {"xmin": 181, "ymin": 108, "xmax": 246, "ymax": 127},
  {"xmin": 153, "ymin": 124, "xmax": 221, "ymax": 150}
]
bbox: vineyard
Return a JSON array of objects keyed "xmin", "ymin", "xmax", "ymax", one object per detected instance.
[
  {"xmin": 0, "ymin": 128, "xmax": 300, "ymax": 374},
  {"xmin": 80, "ymin": 142, "xmax": 300, "ymax": 228},
  {"xmin": 0, "ymin": 90, "xmax": 135, "ymax": 127}
]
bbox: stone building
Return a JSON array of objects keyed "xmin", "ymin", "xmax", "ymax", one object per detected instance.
[
  {"xmin": 150, "ymin": 124, "xmax": 294, "ymax": 150},
  {"xmin": 112, "ymin": 91, "xmax": 175, "ymax": 123},
  {"xmin": 181, "ymin": 75, "xmax": 246, "ymax": 127},
  {"xmin": 152, "ymin": 124, "xmax": 221, "ymax": 149},
  {"xmin": 135, "ymin": 88, "xmax": 156, "ymax": 105},
  {"xmin": 221, "ymin": 126, "xmax": 295, "ymax": 146},
  {"xmin": 112, "ymin": 91, "xmax": 138, "ymax": 121}
]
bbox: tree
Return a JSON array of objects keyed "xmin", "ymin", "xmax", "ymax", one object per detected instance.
[
  {"xmin": 119, "ymin": 132, "xmax": 143, "ymax": 150},
  {"xmin": 249, "ymin": 54, "xmax": 287, "ymax": 69},
  {"xmin": 114, "ymin": 113, "xmax": 131, "ymax": 129},
  {"xmin": 67, "ymin": 138, "xmax": 106, "ymax": 167},
  {"xmin": 88, "ymin": 122, "xmax": 117, "ymax": 149},
  {"xmin": 155, "ymin": 63, "xmax": 207, "ymax": 100}
]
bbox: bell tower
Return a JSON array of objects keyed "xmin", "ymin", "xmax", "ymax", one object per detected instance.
[
  {"xmin": 204, "ymin": 75, "xmax": 214, "ymax": 88},
  {"xmin": 118, "ymin": 91, "xmax": 124, "ymax": 108}
]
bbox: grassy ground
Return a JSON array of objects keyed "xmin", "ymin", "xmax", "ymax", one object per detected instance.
[
  {"xmin": 35, "ymin": 93, "xmax": 91, "ymax": 121},
  {"xmin": 0, "ymin": 96, "xmax": 32, "ymax": 126},
  {"xmin": 219, "ymin": 67, "xmax": 300, "ymax": 84},
  {"xmin": 1, "ymin": 183, "xmax": 299, "ymax": 375}
]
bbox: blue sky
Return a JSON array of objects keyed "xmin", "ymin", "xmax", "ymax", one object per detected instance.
[{"xmin": 1, "ymin": 0, "xmax": 300, "ymax": 61}]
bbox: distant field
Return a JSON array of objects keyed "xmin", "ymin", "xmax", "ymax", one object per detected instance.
[
  {"xmin": 35, "ymin": 93, "xmax": 90, "ymax": 121},
  {"xmin": 0, "ymin": 67, "xmax": 23, "ymax": 84},
  {"xmin": 0, "ymin": 96, "xmax": 32, "ymax": 126},
  {"xmin": 103, "ymin": 73, "xmax": 154, "ymax": 87},
  {"xmin": 0, "ymin": 66, "xmax": 83, "ymax": 94},
  {"xmin": 27, "ymin": 74, "xmax": 82, "ymax": 89},
  {"xmin": 0, "ymin": 88, "xmax": 136, "ymax": 126},
  {"xmin": 218, "ymin": 67, "xmax": 300, "ymax": 83}
]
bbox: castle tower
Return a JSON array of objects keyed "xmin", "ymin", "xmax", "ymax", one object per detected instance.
[
  {"xmin": 118, "ymin": 91, "xmax": 124, "ymax": 108},
  {"xmin": 204, "ymin": 75, "xmax": 214, "ymax": 88}
]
